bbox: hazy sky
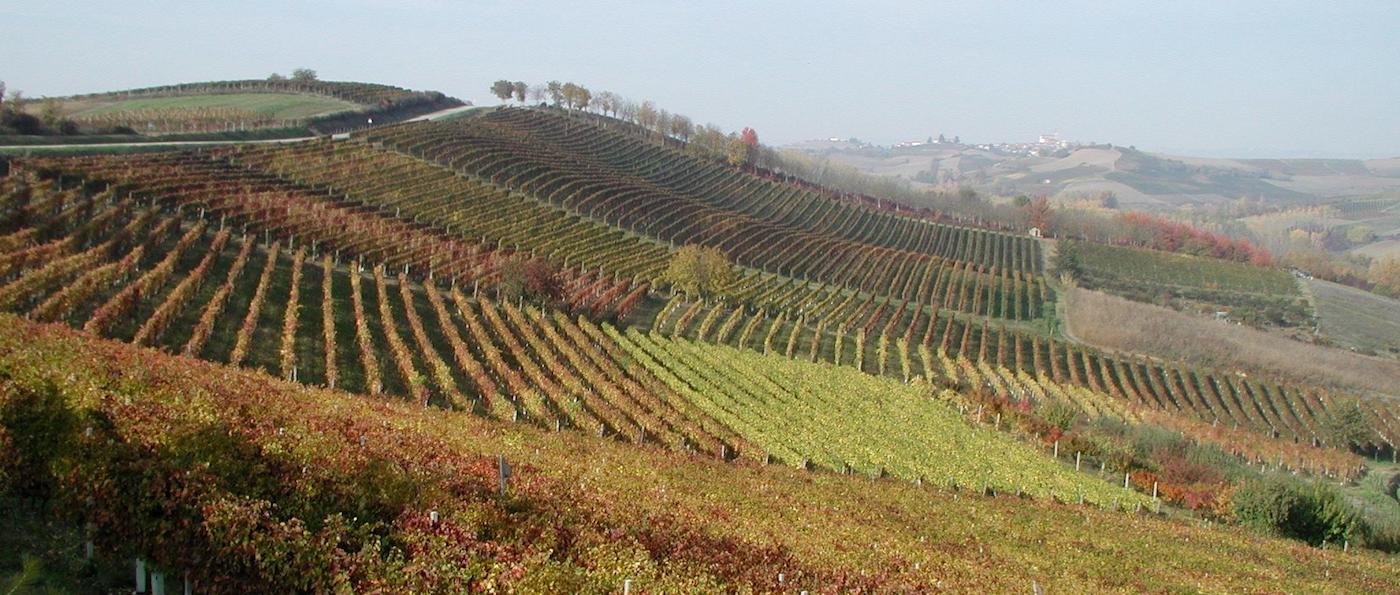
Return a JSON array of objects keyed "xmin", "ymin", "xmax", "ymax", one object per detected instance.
[{"xmin": 3, "ymin": 0, "xmax": 1397, "ymax": 158}]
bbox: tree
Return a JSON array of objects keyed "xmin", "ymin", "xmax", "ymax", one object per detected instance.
[
  {"xmin": 546, "ymin": 81, "xmax": 564, "ymax": 106},
  {"xmin": 560, "ymin": 83, "xmax": 579, "ymax": 108},
  {"xmin": 689, "ymin": 125, "xmax": 727, "ymax": 159},
  {"xmin": 722, "ymin": 127, "xmax": 759, "ymax": 166},
  {"xmin": 670, "ymin": 114, "xmax": 693, "ymax": 141},
  {"xmin": 1369, "ymin": 257, "xmax": 1400, "ymax": 297},
  {"xmin": 594, "ymin": 91, "xmax": 619, "ymax": 116},
  {"xmin": 511, "ymin": 81, "xmax": 528, "ymax": 103},
  {"xmin": 495, "ymin": 256, "xmax": 563, "ymax": 302},
  {"xmin": 490, "ymin": 80, "xmax": 515, "ymax": 102},
  {"xmin": 1345, "ymin": 225, "xmax": 1375, "ymax": 246},
  {"xmin": 267, "ymin": 73, "xmax": 286, "ymax": 82},
  {"xmin": 616, "ymin": 100, "xmax": 638, "ymax": 123},
  {"xmin": 725, "ymin": 135, "xmax": 754, "ymax": 167},
  {"xmin": 937, "ymin": 133, "xmax": 946, "ymax": 143},
  {"xmin": 39, "ymin": 99, "xmax": 63, "ymax": 128},
  {"xmin": 663, "ymin": 245, "xmax": 735, "ymax": 296},
  {"xmin": 291, "ymin": 68, "xmax": 318, "ymax": 82},
  {"xmin": 1052, "ymin": 240, "xmax": 1082, "ymax": 282},
  {"xmin": 636, "ymin": 101, "xmax": 658, "ymax": 132},
  {"xmin": 655, "ymin": 109, "xmax": 671, "ymax": 137},
  {"xmin": 0, "ymin": 81, "xmax": 6, "ymax": 110},
  {"xmin": 739, "ymin": 127, "xmax": 759, "ymax": 148},
  {"xmin": 528, "ymin": 84, "xmax": 547, "ymax": 104},
  {"xmin": 560, "ymin": 83, "xmax": 590, "ymax": 110},
  {"xmin": 1025, "ymin": 195, "xmax": 1054, "ymax": 231}
]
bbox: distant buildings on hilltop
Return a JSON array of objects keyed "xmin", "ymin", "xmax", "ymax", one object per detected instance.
[{"xmin": 811, "ymin": 132, "xmax": 1083, "ymax": 156}]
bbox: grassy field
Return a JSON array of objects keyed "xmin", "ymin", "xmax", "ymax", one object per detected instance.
[
  {"xmin": 1307, "ymin": 278, "xmax": 1400, "ymax": 356},
  {"xmin": 44, "ymin": 93, "xmax": 360, "ymax": 120},
  {"xmin": 1062, "ymin": 287, "xmax": 1400, "ymax": 397},
  {"xmin": 4, "ymin": 315, "xmax": 1399, "ymax": 591}
]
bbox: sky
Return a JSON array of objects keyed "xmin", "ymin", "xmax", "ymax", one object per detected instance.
[{"xmin": 2, "ymin": 0, "xmax": 1397, "ymax": 159}]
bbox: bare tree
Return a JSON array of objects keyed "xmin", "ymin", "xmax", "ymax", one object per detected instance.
[
  {"xmin": 637, "ymin": 101, "xmax": 658, "ymax": 132},
  {"xmin": 594, "ymin": 91, "xmax": 618, "ymax": 116},
  {"xmin": 528, "ymin": 84, "xmax": 547, "ymax": 104},
  {"xmin": 655, "ymin": 109, "xmax": 671, "ymax": 138},
  {"xmin": 573, "ymin": 85, "xmax": 591, "ymax": 111},
  {"xmin": 670, "ymin": 114, "xmax": 694, "ymax": 141},
  {"xmin": 617, "ymin": 100, "xmax": 638, "ymax": 123},
  {"xmin": 546, "ymin": 81, "xmax": 564, "ymax": 106}
]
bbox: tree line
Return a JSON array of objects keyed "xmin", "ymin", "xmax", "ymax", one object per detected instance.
[
  {"xmin": 490, "ymin": 79, "xmax": 768, "ymax": 168},
  {"xmin": 0, "ymin": 81, "xmax": 84, "ymax": 136}
]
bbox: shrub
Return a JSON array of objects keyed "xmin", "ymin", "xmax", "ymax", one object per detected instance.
[
  {"xmin": 1231, "ymin": 476, "xmax": 1358, "ymax": 546},
  {"xmin": 1036, "ymin": 399, "xmax": 1079, "ymax": 433}
]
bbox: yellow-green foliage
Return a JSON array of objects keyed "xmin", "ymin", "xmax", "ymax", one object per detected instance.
[{"xmin": 610, "ymin": 327, "xmax": 1148, "ymax": 507}]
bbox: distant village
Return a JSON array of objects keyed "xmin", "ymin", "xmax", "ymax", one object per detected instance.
[
  {"xmin": 820, "ymin": 132, "xmax": 1085, "ymax": 157},
  {"xmin": 891, "ymin": 132, "xmax": 1082, "ymax": 156}
]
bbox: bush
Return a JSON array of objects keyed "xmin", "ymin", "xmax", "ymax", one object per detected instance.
[
  {"xmin": 1035, "ymin": 399, "xmax": 1079, "ymax": 433},
  {"xmin": 1232, "ymin": 476, "xmax": 1358, "ymax": 546}
]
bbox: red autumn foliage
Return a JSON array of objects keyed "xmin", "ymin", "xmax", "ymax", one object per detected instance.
[
  {"xmin": 739, "ymin": 127, "xmax": 758, "ymax": 148},
  {"xmin": 1114, "ymin": 211, "xmax": 1273, "ymax": 266}
]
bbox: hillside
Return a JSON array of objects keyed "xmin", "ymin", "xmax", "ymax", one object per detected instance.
[
  {"xmin": 1307, "ymin": 277, "xmax": 1400, "ymax": 356},
  {"xmin": 1062, "ymin": 286, "xmax": 1400, "ymax": 397},
  {"xmin": 788, "ymin": 142, "xmax": 1400, "ymax": 209},
  {"xmin": 2, "ymin": 102, "xmax": 1399, "ymax": 588},
  {"xmin": 4, "ymin": 79, "xmax": 464, "ymax": 141},
  {"xmin": 6, "ymin": 108, "xmax": 1393, "ymax": 459},
  {"xmin": 4, "ymin": 315, "xmax": 1398, "ymax": 592}
]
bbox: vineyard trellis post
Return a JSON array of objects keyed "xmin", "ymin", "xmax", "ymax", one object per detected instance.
[{"xmin": 498, "ymin": 455, "xmax": 511, "ymax": 496}]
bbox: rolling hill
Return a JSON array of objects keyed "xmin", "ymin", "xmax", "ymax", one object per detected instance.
[
  {"xmin": 7, "ymin": 79, "xmax": 463, "ymax": 140},
  {"xmin": 788, "ymin": 141, "xmax": 1400, "ymax": 209},
  {"xmin": 2, "ymin": 94, "xmax": 1398, "ymax": 590}
]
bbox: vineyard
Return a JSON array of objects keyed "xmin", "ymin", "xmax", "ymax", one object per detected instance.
[
  {"xmin": 5, "ymin": 316, "xmax": 1398, "ymax": 591},
  {"xmin": 649, "ymin": 289, "xmax": 1398, "ymax": 469},
  {"xmin": 58, "ymin": 79, "xmax": 453, "ymax": 110},
  {"xmin": 3, "ymin": 101, "xmax": 1400, "ymax": 588},
  {"xmin": 62, "ymin": 94, "xmax": 361, "ymax": 135},
  {"xmin": 0, "ymin": 162, "xmax": 1176, "ymax": 505},
  {"xmin": 0, "ymin": 165, "xmax": 748, "ymax": 456},
  {"xmin": 358, "ymin": 109, "xmax": 1049, "ymax": 322},
  {"xmin": 1063, "ymin": 241, "xmax": 1310, "ymax": 326},
  {"xmin": 5, "ymin": 138, "xmax": 1393, "ymax": 480},
  {"xmin": 609, "ymin": 328, "xmax": 1147, "ymax": 506},
  {"xmin": 28, "ymin": 79, "xmax": 464, "ymax": 136}
]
